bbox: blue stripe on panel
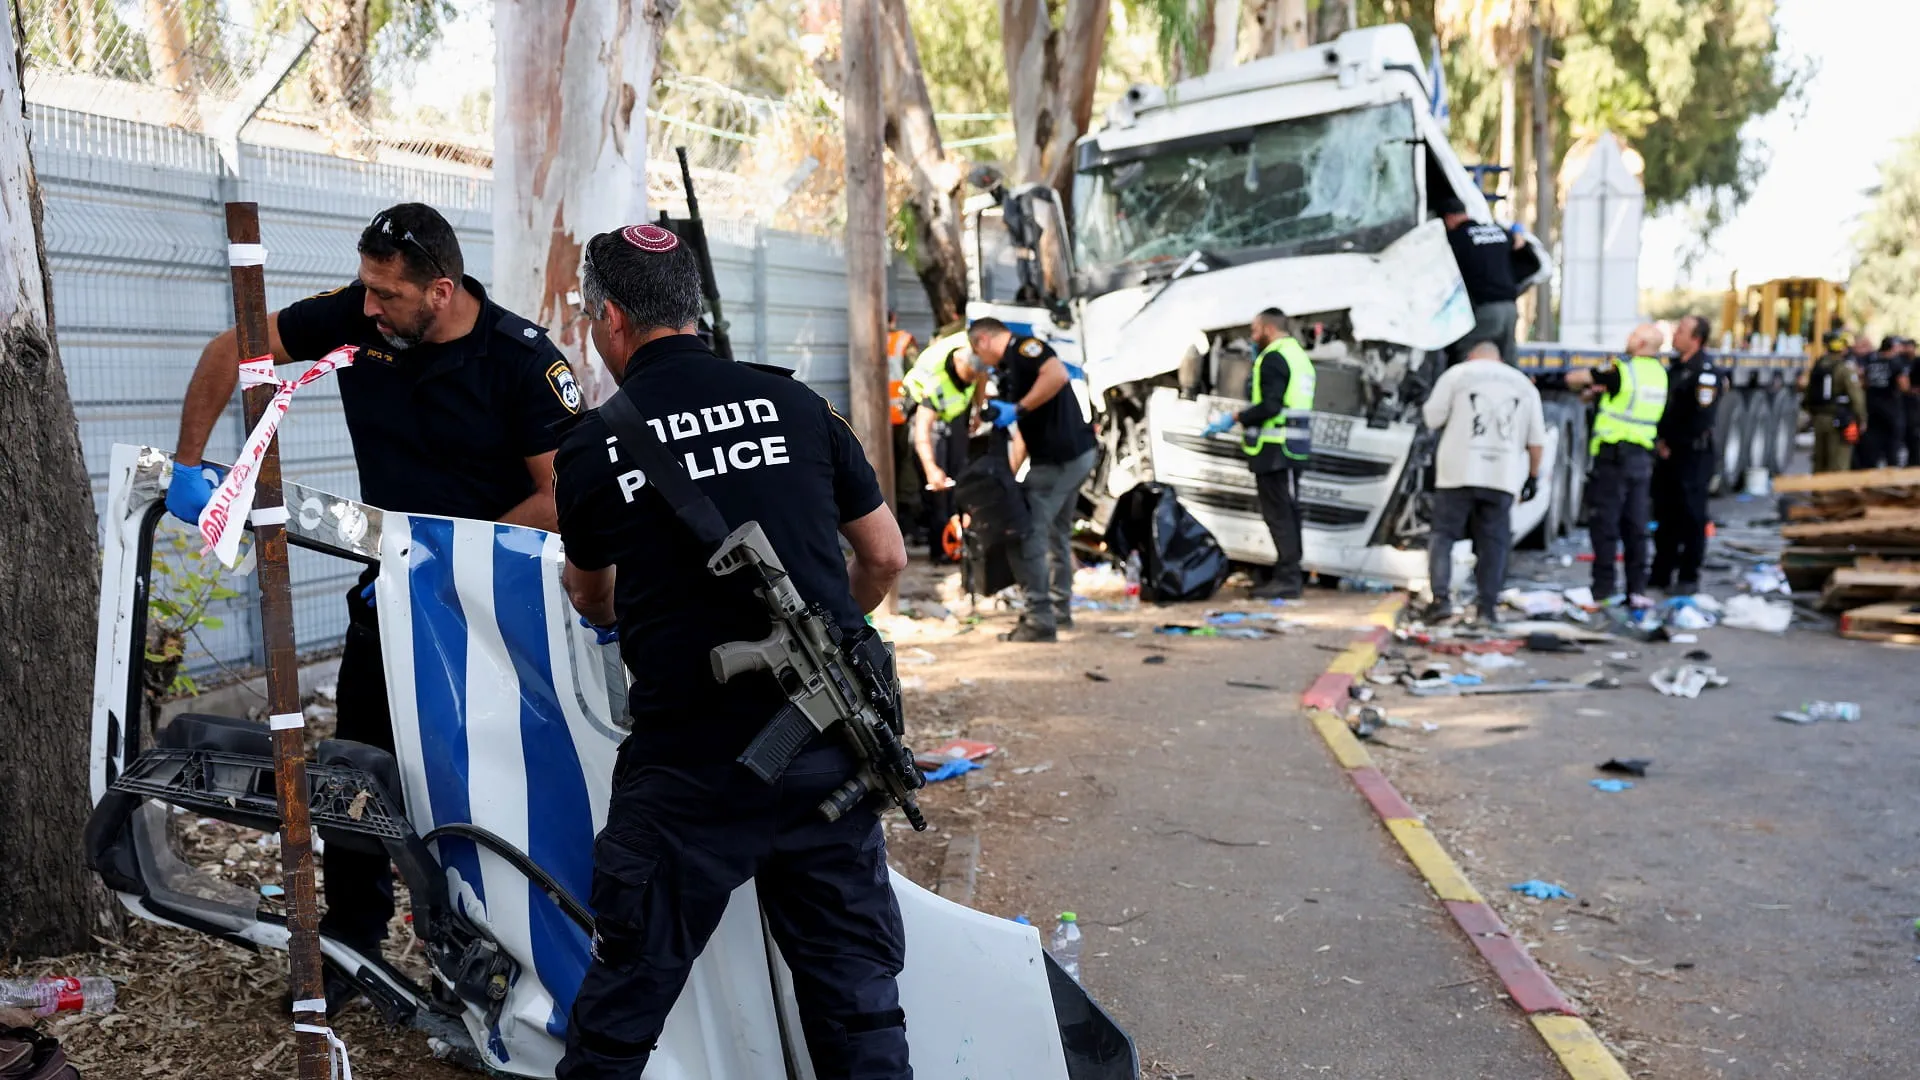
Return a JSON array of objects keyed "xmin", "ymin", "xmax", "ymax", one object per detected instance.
[
  {"xmin": 408, "ymin": 516, "xmax": 487, "ymax": 910},
  {"xmin": 492, "ymin": 524, "xmax": 596, "ymax": 1036}
]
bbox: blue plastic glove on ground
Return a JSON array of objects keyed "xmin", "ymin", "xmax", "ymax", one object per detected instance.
[
  {"xmin": 922, "ymin": 758, "xmax": 983, "ymax": 783},
  {"xmin": 1201, "ymin": 414, "xmax": 1235, "ymax": 437},
  {"xmin": 1589, "ymin": 779, "xmax": 1634, "ymax": 793},
  {"xmin": 166, "ymin": 460, "xmax": 224, "ymax": 526},
  {"xmin": 1510, "ymin": 880, "xmax": 1574, "ymax": 900},
  {"xmin": 579, "ymin": 615, "xmax": 619, "ymax": 645},
  {"xmin": 983, "ymin": 400, "xmax": 1019, "ymax": 428}
]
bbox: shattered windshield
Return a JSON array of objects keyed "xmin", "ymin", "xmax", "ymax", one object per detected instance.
[{"xmin": 1072, "ymin": 102, "xmax": 1419, "ymax": 290}]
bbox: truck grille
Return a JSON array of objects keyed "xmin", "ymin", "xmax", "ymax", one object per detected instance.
[
  {"xmin": 1179, "ymin": 486, "xmax": 1373, "ymax": 528},
  {"xmin": 1160, "ymin": 432, "xmax": 1392, "ymax": 480}
]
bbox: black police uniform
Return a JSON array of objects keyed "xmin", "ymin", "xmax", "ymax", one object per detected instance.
[
  {"xmin": 1650, "ymin": 348, "xmax": 1721, "ymax": 593},
  {"xmin": 1903, "ymin": 354, "xmax": 1920, "ymax": 467},
  {"xmin": 999, "ymin": 335, "xmax": 1097, "ymax": 634},
  {"xmin": 275, "ymin": 277, "xmax": 580, "ymax": 950},
  {"xmin": 1857, "ymin": 349, "xmax": 1907, "ymax": 469},
  {"xmin": 551, "ymin": 334, "xmax": 908, "ymax": 1080},
  {"xmin": 1446, "ymin": 220, "xmax": 1522, "ymax": 364}
]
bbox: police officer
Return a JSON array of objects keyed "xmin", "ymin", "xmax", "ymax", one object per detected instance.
[
  {"xmin": 967, "ymin": 317, "xmax": 1099, "ymax": 642},
  {"xmin": 551, "ymin": 224, "xmax": 911, "ymax": 1078},
  {"xmin": 1438, "ymin": 196, "xmax": 1528, "ymax": 364},
  {"xmin": 1855, "ymin": 335, "xmax": 1909, "ymax": 469},
  {"xmin": 165, "ymin": 202, "xmax": 580, "ymax": 985},
  {"xmin": 1206, "ymin": 307, "xmax": 1315, "ymax": 599},
  {"xmin": 1539, "ymin": 324, "xmax": 1668, "ymax": 607},
  {"xmin": 1650, "ymin": 315, "xmax": 1721, "ymax": 596},
  {"xmin": 902, "ymin": 326, "xmax": 982, "ymax": 562},
  {"xmin": 1805, "ymin": 330, "xmax": 1864, "ymax": 473}
]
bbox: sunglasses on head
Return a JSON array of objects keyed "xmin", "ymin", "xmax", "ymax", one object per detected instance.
[{"xmin": 370, "ymin": 212, "xmax": 451, "ymax": 282}]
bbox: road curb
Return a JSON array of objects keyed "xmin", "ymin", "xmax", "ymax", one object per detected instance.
[{"xmin": 1300, "ymin": 598, "xmax": 1631, "ymax": 1078}]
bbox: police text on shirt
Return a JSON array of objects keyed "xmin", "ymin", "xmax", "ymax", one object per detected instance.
[{"xmin": 603, "ymin": 396, "xmax": 787, "ymax": 501}]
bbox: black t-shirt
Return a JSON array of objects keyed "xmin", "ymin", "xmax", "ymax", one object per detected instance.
[
  {"xmin": 1447, "ymin": 221, "xmax": 1520, "ymax": 305},
  {"xmin": 275, "ymin": 277, "xmax": 580, "ymax": 518},
  {"xmin": 998, "ymin": 336, "xmax": 1096, "ymax": 465},
  {"xmin": 1863, "ymin": 352, "xmax": 1904, "ymax": 415},
  {"xmin": 553, "ymin": 335, "xmax": 886, "ymax": 762},
  {"xmin": 1658, "ymin": 351, "xmax": 1721, "ymax": 453}
]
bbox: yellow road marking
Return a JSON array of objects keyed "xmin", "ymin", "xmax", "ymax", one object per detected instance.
[
  {"xmin": 1307, "ymin": 709, "xmax": 1375, "ymax": 769},
  {"xmin": 1532, "ymin": 1016, "xmax": 1633, "ymax": 1079},
  {"xmin": 1383, "ymin": 818, "xmax": 1484, "ymax": 903}
]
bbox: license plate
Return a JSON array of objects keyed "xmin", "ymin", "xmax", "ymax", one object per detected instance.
[{"xmin": 1311, "ymin": 415, "xmax": 1354, "ymax": 450}]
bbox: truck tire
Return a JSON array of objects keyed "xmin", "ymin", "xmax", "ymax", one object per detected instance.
[
  {"xmin": 1768, "ymin": 387, "xmax": 1799, "ymax": 474},
  {"xmin": 1714, "ymin": 391, "xmax": 1748, "ymax": 493},
  {"xmin": 1745, "ymin": 387, "xmax": 1772, "ymax": 478},
  {"xmin": 1567, "ymin": 406, "xmax": 1590, "ymax": 526}
]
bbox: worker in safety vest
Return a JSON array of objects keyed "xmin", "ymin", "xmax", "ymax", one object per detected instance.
[
  {"xmin": 902, "ymin": 327, "xmax": 982, "ymax": 562},
  {"xmin": 1204, "ymin": 307, "xmax": 1315, "ymax": 599},
  {"xmin": 1804, "ymin": 329, "xmax": 1864, "ymax": 473},
  {"xmin": 885, "ymin": 309, "xmax": 917, "ymax": 428},
  {"xmin": 885, "ymin": 309, "xmax": 922, "ymax": 542},
  {"xmin": 1537, "ymin": 323, "xmax": 1669, "ymax": 607}
]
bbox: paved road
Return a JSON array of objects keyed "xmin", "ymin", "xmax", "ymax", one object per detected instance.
[
  {"xmin": 1372, "ymin": 542, "xmax": 1919, "ymax": 1078},
  {"xmin": 894, "ymin": 591, "xmax": 1561, "ymax": 1079}
]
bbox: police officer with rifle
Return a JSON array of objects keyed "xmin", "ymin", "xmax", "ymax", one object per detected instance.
[{"xmin": 551, "ymin": 223, "xmax": 915, "ymax": 1079}]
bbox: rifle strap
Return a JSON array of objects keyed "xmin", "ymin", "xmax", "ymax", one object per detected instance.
[{"xmin": 596, "ymin": 385, "xmax": 732, "ymax": 551}]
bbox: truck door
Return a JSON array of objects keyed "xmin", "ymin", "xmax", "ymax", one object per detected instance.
[{"xmin": 966, "ymin": 184, "xmax": 1093, "ymax": 422}]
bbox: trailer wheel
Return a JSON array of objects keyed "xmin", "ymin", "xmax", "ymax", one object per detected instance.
[
  {"xmin": 1768, "ymin": 387, "xmax": 1799, "ymax": 474},
  {"xmin": 1714, "ymin": 392, "xmax": 1748, "ymax": 493},
  {"xmin": 1745, "ymin": 389, "xmax": 1772, "ymax": 478}
]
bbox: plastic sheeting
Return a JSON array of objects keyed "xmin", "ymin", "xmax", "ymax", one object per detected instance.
[{"xmin": 1104, "ymin": 483, "xmax": 1231, "ymax": 603}]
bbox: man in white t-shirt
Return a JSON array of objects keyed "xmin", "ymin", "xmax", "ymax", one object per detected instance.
[{"xmin": 1420, "ymin": 341, "xmax": 1547, "ymax": 624}]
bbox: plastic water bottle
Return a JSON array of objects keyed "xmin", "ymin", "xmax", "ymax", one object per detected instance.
[
  {"xmin": 0, "ymin": 976, "xmax": 117, "ymax": 1016},
  {"xmin": 1049, "ymin": 912, "xmax": 1082, "ymax": 981},
  {"xmin": 1803, "ymin": 701, "xmax": 1861, "ymax": 722},
  {"xmin": 1123, "ymin": 554, "xmax": 1142, "ymax": 610}
]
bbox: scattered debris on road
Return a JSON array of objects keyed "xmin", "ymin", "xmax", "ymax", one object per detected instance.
[
  {"xmin": 1589, "ymin": 779, "xmax": 1634, "ymax": 793},
  {"xmin": 1510, "ymin": 880, "xmax": 1575, "ymax": 900},
  {"xmin": 1597, "ymin": 758, "xmax": 1652, "ymax": 777},
  {"xmin": 1650, "ymin": 664, "xmax": 1730, "ymax": 699}
]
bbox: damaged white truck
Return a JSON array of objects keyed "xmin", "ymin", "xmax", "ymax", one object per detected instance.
[{"xmin": 967, "ymin": 24, "xmax": 1563, "ymax": 587}]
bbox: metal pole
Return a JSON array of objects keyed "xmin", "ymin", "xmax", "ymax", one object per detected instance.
[
  {"xmin": 843, "ymin": 0, "xmax": 895, "ymax": 523},
  {"xmin": 225, "ymin": 202, "xmax": 329, "ymax": 1080}
]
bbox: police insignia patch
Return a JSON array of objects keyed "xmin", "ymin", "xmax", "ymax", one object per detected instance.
[
  {"xmin": 1019, "ymin": 338, "xmax": 1045, "ymax": 359},
  {"xmin": 547, "ymin": 361, "xmax": 584, "ymax": 413},
  {"xmin": 1697, "ymin": 386, "xmax": 1715, "ymax": 407}
]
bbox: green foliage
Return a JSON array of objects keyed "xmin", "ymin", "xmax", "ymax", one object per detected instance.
[
  {"xmin": 659, "ymin": 0, "xmax": 811, "ymax": 96},
  {"xmin": 904, "ymin": 0, "xmax": 1009, "ymax": 149},
  {"xmin": 369, "ymin": 0, "xmax": 459, "ymax": 59},
  {"xmin": 145, "ymin": 530, "xmax": 246, "ymax": 701},
  {"xmin": 1850, "ymin": 131, "xmax": 1920, "ymax": 338},
  {"xmin": 1120, "ymin": 0, "xmax": 1204, "ymax": 76}
]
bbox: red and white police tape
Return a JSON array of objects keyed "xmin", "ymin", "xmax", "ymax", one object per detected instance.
[{"xmin": 197, "ymin": 345, "xmax": 358, "ymax": 566}]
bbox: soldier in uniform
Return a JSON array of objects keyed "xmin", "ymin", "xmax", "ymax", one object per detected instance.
[
  {"xmin": 1805, "ymin": 331, "xmax": 1864, "ymax": 473},
  {"xmin": 1855, "ymin": 335, "xmax": 1909, "ymax": 469},
  {"xmin": 165, "ymin": 203, "xmax": 581, "ymax": 995},
  {"xmin": 1651, "ymin": 315, "xmax": 1721, "ymax": 596},
  {"xmin": 552, "ymin": 224, "xmax": 911, "ymax": 1078}
]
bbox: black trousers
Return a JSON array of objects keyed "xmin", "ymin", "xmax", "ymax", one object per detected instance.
[
  {"xmin": 1255, "ymin": 467, "xmax": 1304, "ymax": 589},
  {"xmin": 1905, "ymin": 399, "xmax": 1920, "ymax": 467},
  {"xmin": 919, "ymin": 417, "xmax": 970, "ymax": 562},
  {"xmin": 1856, "ymin": 409, "xmax": 1905, "ymax": 469},
  {"xmin": 559, "ymin": 740, "xmax": 910, "ymax": 1080},
  {"xmin": 1587, "ymin": 443, "xmax": 1654, "ymax": 600},
  {"xmin": 1651, "ymin": 451, "xmax": 1713, "ymax": 591},
  {"xmin": 320, "ymin": 566, "xmax": 397, "ymax": 951},
  {"xmin": 1428, "ymin": 486, "xmax": 1513, "ymax": 614}
]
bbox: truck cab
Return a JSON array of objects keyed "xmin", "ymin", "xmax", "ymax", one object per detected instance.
[{"xmin": 966, "ymin": 24, "xmax": 1564, "ymax": 588}]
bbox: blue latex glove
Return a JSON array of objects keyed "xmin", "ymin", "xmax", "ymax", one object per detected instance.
[
  {"xmin": 1201, "ymin": 414, "xmax": 1235, "ymax": 437},
  {"xmin": 359, "ymin": 580, "xmax": 377, "ymax": 608},
  {"xmin": 983, "ymin": 400, "xmax": 1019, "ymax": 429},
  {"xmin": 579, "ymin": 615, "xmax": 619, "ymax": 645},
  {"xmin": 165, "ymin": 460, "xmax": 224, "ymax": 526},
  {"xmin": 1589, "ymin": 779, "xmax": 1634, "ymax": 793},
  {"xmin": 922, "ymin": 758, "xmax": 983, "ymax": 783},
  {"xmin": 1509, "ymin": 879, "xmax": 1573, "ymax": 900}
]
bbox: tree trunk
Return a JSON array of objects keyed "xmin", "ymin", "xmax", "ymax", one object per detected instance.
[
  {"xmin": 1531, "ymin": 27, "xmax": 1555, "ymax": 340},
  {"xmin": 493, "ymin": 0, "xmax": 681, "ymax": 408},
  {"xmin": 1497, "ymin": 60, "xmax": 1516, "ymax": 209},
  {"xmin": 0, "ymin": 6, "xmax": 110, "ymax": 959},
  {"xmin": 303, "ymin": 0, "xmax": 372, "ymax": 146},
  {"xmin": 1001, "ymin": 0, "xmax": 1110, "ymax": 199},
  {"xmin": 1255, "ymin": 0, "xmax": 1308, "ymax": 56},
  {"xmin": 142, "ymin": 0, "xmax": 193, "ymax": 91},
  {"xmin": 877, "ymin": 0, "xmax": 966, "ymax": 327},
  {"xmin": 844, "ymin": 0, "xmax": 894, "ymax": 538},
  {"xmin": 1311, "ymin": 0, "xmax": 1353, "ymax": 43},
  {"xmin": 1209, "ymin": 0, "xmax": 1241, "ymax": 71}
]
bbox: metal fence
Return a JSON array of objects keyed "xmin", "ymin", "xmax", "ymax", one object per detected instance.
[{"xmin": 35, "ymin": 104, "xmax": 934, "ymax": 677}]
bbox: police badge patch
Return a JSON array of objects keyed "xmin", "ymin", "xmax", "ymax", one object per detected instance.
[
  {"xmin": 548, "ymin": 360, "xmax": 584, "ymax": 413},
  {"xmin": 1019, "ymin": 338, "xmax": 1045, "ymax": 359}
]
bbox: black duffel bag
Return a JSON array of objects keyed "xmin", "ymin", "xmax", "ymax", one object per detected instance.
[{"xmin": 1103, "ymin": 483, "xmax": 1230, "ymax": 603}]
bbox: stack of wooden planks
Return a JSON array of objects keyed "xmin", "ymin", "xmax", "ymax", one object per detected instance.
[{"xmin": 1773, "ymin": 469, "xmax": 1920, "ymax": 636}]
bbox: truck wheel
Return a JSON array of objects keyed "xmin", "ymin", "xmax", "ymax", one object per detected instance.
[
  {"xmin": 1768, "ymin": 387, "xmax": 1799, "ymax": 473},
  {"xmin": 1564, "ymin": 405, "xmax": 1590, "ymax": 526},
  {"xmin": 1745, "ymin": 389, "xmax": 1772, "ymax": 478},
  {"xmin": 1714, "ymin": 392, "xmax": 1748, "ymax": 493}
]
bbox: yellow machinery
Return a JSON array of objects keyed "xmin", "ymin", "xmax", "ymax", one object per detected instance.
[{"xmin": 1720, "ymin": 276, "xmax": 1850, "ymax": 360}]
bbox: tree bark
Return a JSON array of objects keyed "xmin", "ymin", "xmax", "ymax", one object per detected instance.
[
  {"xmin": 1001, "ymin": 0, "xmax": 1110, "ymax": 199},
  {"xmin": 1311, "ymin": 0, "xmax": 1353, "ymax": 42},
  {"xmin": 303, "ymin": 0, "xmax": 372, "ymax": 130},
  {"xmin": 1498, "ymin": 60, "xmax": 1517, "ymax": 208},
  {"xmin": 1255, "ymin": 0, "xmax": 1308, "ymax": 56},
  {"xmin": 1, "ymin": 3, "xmax": 110, "ymax": 959},
  {"xmin": 493, "ymin": 0, "xmax": 681, "ymax": 408},
  {"xmin": 877, "ymin": 0, "xmax": 966, "ymax": 327},
  {"xmin": 142, "ymin": 0, "xmax": 193, "ymax": 91},
  {"xmin": 844, "ymin": 0, "xmax": 894, "ymax": 534},
  {"xmin": 1531, "ymin": 26, "xmax": 1555, "ymax": 340},
  {"xmin": 1209, "ymin": 0, "xmax": 1241, "ymax": 72}
]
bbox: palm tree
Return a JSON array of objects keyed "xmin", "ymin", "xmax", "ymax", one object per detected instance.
[{"xmin": 1435, "ymin": 0, "xmax": 1570, "ymax": 209}]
